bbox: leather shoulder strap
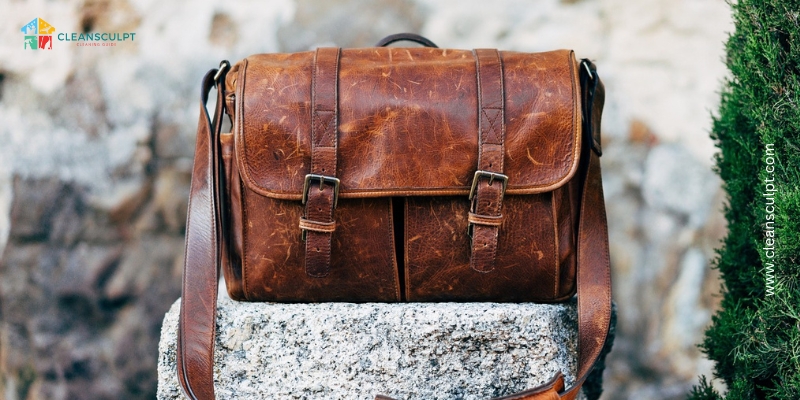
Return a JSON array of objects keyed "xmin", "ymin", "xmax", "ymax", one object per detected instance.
[
  {"xmin": 491, "ymin": 132, "xmax": 610, "ymax": 400},
  {"xmin": 177, "ymin": 65, "xmax": 227, "ymax": 400}
]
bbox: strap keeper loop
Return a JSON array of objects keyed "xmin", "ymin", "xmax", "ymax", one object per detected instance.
[
  {"xmin": 299, "ymin": 218, "xmax": 337, "ymax": 233},
  {"xmin": 468, "ymin": 212, "xmax": 504, "ymax": 227}
]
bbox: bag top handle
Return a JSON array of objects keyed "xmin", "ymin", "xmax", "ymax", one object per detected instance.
[{"xmin": 376, "ymin": 33, "xmax": 438, "ymax": 48}]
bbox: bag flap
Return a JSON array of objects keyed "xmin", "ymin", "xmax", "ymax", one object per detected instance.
[{"xmin": 230, "ymin": 48, "xmax": 581, "ymax": 200}]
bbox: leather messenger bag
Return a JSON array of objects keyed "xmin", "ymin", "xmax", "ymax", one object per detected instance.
[{"xmin": 178, "ymin": 33, "xmax": 611, "ymax": 400}]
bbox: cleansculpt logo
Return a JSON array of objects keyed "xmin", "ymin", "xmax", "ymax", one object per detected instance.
[
  {"xmin": 58, "ymin": 31, "xmax": 137, "ymax": 47},
  {"xmin": 21, "ymin": 17, "xmax": 136, "ymax": 49},
  {"xmin": 21, "ymin": 18, "xmax": 55, "ymax": 50}
]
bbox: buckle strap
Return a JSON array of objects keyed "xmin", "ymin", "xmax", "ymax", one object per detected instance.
[
  {"xmin": 302, "ymin": 47, "xmax": 341, "ymax": 278},
  {"xmin": 469, "ymin": 49, "xmax": 506, "ymax": 273}
]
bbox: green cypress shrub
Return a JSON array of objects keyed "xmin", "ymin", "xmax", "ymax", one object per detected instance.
[{"xmin": 690, "ymin": 1, "xmax": 800, "ymax": 398}]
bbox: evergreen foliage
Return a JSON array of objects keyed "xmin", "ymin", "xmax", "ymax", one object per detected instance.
[{"xmin": 690, "ymin": 1, "xmax": 800, "ymax": 398}]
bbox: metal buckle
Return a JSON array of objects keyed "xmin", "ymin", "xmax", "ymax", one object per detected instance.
[
  {"xmin": 302, "ymin": 174, "xmax": 341, "ymax": 208},
  {"xmin": 468, "ymin": 170, "xmax": 509, "ymax": 201}
]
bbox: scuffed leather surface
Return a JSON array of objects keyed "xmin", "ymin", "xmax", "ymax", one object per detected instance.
[
  {"xmin": 237, "ymin": 186, "xmax": 400, "ymax": 302},
  {"xmin": 219, "ymin": 47, "xmax": 584, "ymax": 303},
  {"xmin": 232, "ymin": 48, "xmax": 580, "ymax": 199},
  {"xmin": 404, "ymin": 192, "xmax": 574, "ymax": 302}
]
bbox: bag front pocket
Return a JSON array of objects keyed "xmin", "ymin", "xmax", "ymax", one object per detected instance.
[
  {"xmin": 238, "ymin": 187, "xmax": 401, "ymax": 302},
  {"xmin": 404, "ymin": 191, "xmax": 573, "ymax": 302}
]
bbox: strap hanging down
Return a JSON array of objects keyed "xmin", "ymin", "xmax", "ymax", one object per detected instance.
[
  {"xmin": 177, "ymin": 63, "xmax": 228, "ymax": 400},
  {"xmin": 469, "ymin": 48, "xmax": 508, "ymax": 273},
  {"xmin": 494, "ymin": 136, "xmax": 610, "ymax": 400},
  {"xmin": 301, "ymin": 47, "xmax": 342, "ymax": 278}
]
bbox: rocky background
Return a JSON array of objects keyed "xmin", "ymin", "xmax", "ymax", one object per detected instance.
[{"xmin": 0, "ymin": 0, "xmax": 731, "ymax": 399}]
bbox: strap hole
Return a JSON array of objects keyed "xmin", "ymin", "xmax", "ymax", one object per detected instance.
[{"xmin": 315, "ymin": 247, "xmax": 320, "ymax": 252}]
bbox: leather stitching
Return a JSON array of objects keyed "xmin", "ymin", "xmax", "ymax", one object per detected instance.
[
  {"xmin": 314, "ymin": 111, "xmax": 335, "ymax": 146},
  {"xmin": 240, "ymin": 177, "xmax": 250, "ymax": 300},
  {"xmin": 551, "ymin": 190, "xmax": 559, "ymax": 299},
  {"xmin": 238, "ymin": 63, "xmax": 251, "ymax": 302},
  {"xmin": 482, "ymin": 108, "xmax": 502, "ymax": 144}
]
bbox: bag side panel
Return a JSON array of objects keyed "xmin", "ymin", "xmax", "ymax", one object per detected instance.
[
  {"xmin": 554, "ymin": 184, "xmax": 577, "ymax": 299},
  {"xmin": 221, "ymin": 132, "xmax": 246, "ymax": 299}
]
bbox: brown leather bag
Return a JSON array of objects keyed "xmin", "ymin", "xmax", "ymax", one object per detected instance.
[{"xmin": 177, "ymin": 33, "xmax": 611, "ymax": 400}]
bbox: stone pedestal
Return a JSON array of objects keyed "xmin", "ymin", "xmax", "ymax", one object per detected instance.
[{"xmin": 158, "ymin": 295, "xmax": 613, "ymax": 399}]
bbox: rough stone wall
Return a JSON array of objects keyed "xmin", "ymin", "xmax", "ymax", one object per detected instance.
[{"xmin": 0, "ymin": 0, "xmax": 730, "ymax": 399}]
